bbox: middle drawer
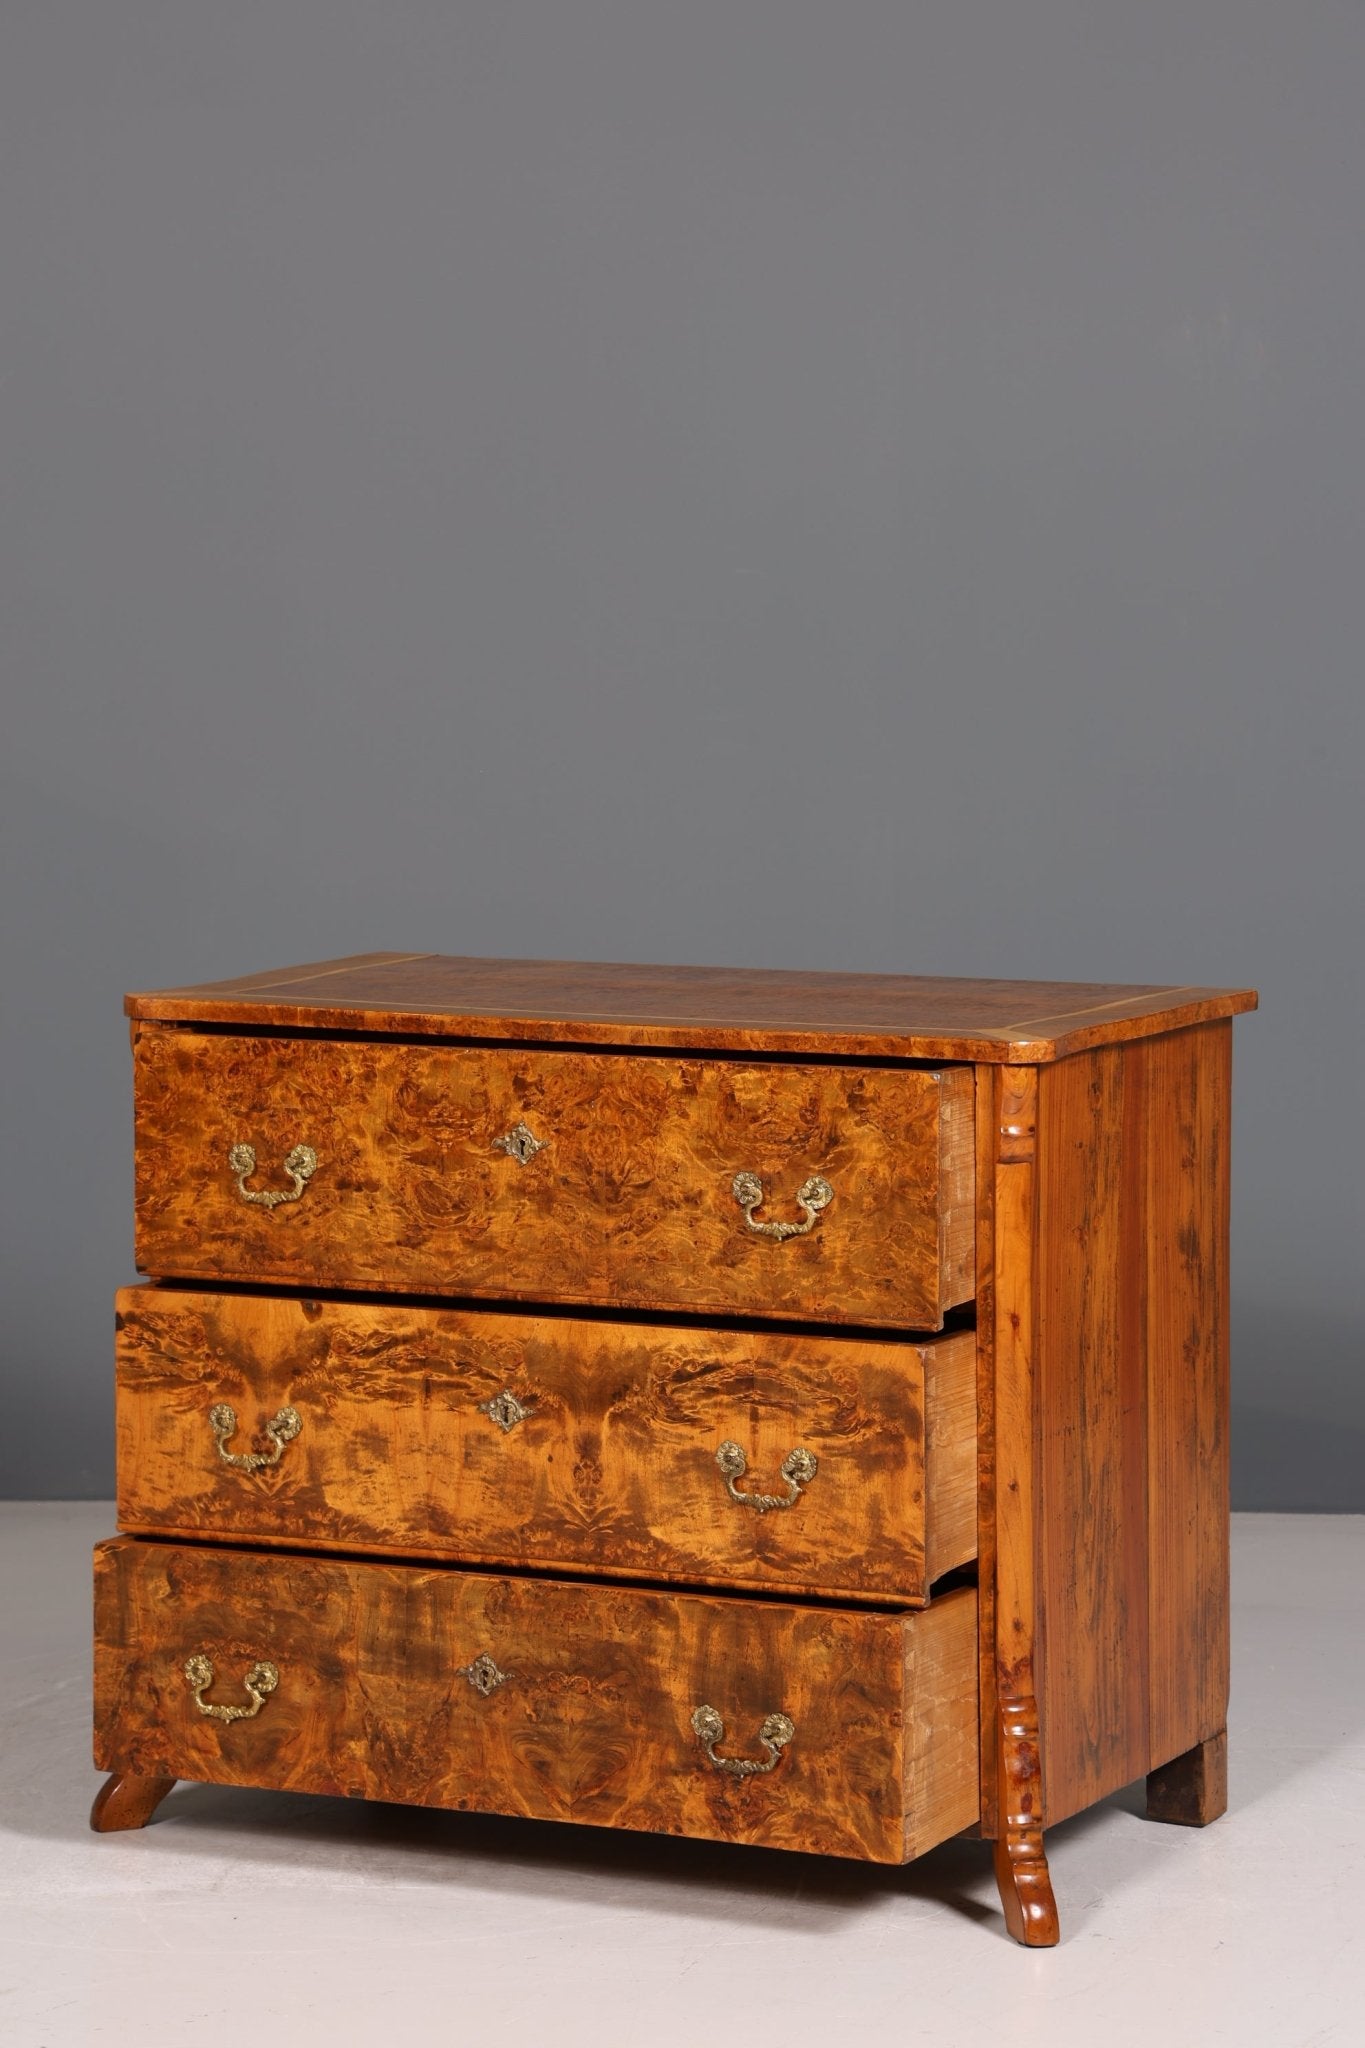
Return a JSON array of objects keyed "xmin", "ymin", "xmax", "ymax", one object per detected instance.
[{"xmin": 115, "ymin": 1287, "xmax": 977, "ymax": 1604}]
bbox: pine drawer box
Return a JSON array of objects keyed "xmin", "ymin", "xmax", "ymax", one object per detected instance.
[{"xmin": 92, "ymin": 953, "xmax": 1257, "ymax": 1947}]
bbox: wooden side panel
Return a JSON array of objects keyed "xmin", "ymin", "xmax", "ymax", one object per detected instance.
[
  {"xmin": 1031, "ymin": 1022, "xmax": 1233, "ymax": 1825},
  {"xmin": 115, "ymin": 1288, "xmax": 977, "ymax": 1603},
  {"xmin": 94, "ymin": 1538, "xmax": 978, "ymax": 1864},
  {"xmin": 1036, "ymin": 1047, "xmax": 1149, "ymax": 1813},
  {"xmin": 1144, "ymin": 1023, "xmax": 1231, "ymax": 1767},
  {"xmin": 132, "ymin": 1028, "xmax": 974, "ymax": 1329}
]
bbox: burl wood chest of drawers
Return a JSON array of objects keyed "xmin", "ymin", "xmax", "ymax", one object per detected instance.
[{"xmin": 92, "ymin": 953, "xmax": 1257, "ymax": 1944}]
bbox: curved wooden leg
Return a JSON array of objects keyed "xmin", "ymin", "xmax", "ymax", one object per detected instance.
[
  {"xmin": 90, "ymin": 1770, "xmax": 177, "ymax": 1832},
  {"xmin": 993, "ymin": 1829, "xmax": 1059, "ymax": 1948},
  {"xmin": 1146, "ymin": 1728, "xmax": 1227, "ymax": 1826},
  {"xmin": 993, "ymin": 1695, "xmax": 1060, "ymax": 1946}
]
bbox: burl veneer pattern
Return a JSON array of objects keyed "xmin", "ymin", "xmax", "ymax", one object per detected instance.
[
  {"xmin": 94, "ymin": 1539, "xmax": 980, "ymax": 1864},
  {"xmin": 132, "ymin": 1028, "xmax": 974, "ymax": 1329},
  {"xmin": 115, "ymin": 1289, "xmax": 976, "ymax": 1603}
]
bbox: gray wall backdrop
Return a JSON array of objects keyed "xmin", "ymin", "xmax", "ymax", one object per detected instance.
[{"xmin": 3, "ymin": 4, "xmax": 1362, "ymax": 1505}]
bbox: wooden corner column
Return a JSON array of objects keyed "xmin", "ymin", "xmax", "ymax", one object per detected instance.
[{"xmin": 986, "ymin": 1065, "xmax": 1059, "ymax": 1945}]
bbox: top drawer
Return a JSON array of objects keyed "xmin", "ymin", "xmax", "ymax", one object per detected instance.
[{"xmin": 133, "ymin": 1029, "xmax": 975, "ymax": 1329}]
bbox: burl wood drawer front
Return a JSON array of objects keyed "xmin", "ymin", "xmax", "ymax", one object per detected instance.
[
  {"xmin": 132, "ymin": 1029, "xmax": 975, "ymax": 1329},
  {"xmin": 93, "ymin": 1539, "xmax": 980, "ymax": 1862},
  {"xmin": 114, "ymin": 1287, "xmax": 977, "ymax": 1603}
]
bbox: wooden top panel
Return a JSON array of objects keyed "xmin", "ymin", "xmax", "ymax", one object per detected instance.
[
  {"xmin": 125, "ymin": 952, "xmax": 1257, "ymax": 1063},
  {"xmin": 127, "ymin": 950, "xmax": 1260, "ymax": 1064}
]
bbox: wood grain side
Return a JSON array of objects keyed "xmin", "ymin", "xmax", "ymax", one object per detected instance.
[
  {"xmin": 1143, "ymin": 1023, "xmax": 1232, "ymax": 1771},
  {"xmin": 132, "ymin": 1028, "xmax": 974, "ymax": 1329},
  {"xmin": 115, "ymin": 1289, "xmax": 977, "ymax": 1603},
  {"xmin": 1032, "ymin": 1022, "xmax": 1234, "ymax": 1826},
  {"xmin": 94, "ymin": 1539, "xmax": 978, "ymax": 1864},
  {"xmin": 1036, "ymin": 1047, "xmax": 1150, "ymax": 1811}
]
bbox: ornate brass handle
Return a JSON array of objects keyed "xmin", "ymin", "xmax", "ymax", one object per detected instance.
[
  {"xmin": 228, "ymin": 1142, "xmax": 318, "ymax": 1209},
  {"xmin": 208, "ymin": 1402, "xmax": 301, "ymax": 1472},
  {"xmin": 183, "ymin": 1653, "xmax": 279, "ymax": 1723},
  {"xmin": 715, "ymin": 1440, "xmax": 817, "ymax": 1512},
  {"xmin": 731, "ymin": 1171, "xmax": 834, "ymax": 1241},
  {"xmin": 691, "ymin": 1704, "xmax": 795, "ymax": 1777}
]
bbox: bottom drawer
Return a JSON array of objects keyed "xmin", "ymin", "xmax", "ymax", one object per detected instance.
[{"xmin": 94, "ymin": 1539, "xmax": 979, "ymax": 1864}]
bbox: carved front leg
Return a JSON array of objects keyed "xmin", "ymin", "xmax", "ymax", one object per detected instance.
[
  {"xmin": 90, "ymin": 1770, "xmax": 177, "ymax": 1832},
  {"xmin": 993, "ymin": 1695, "xmax": 1060, "ymax": 1946}
]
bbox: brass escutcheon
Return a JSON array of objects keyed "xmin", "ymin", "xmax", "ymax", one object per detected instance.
[
  {"xmin": 457, "ymin": 1652, "xmax": 512, "ymax": 1697},
  {"xmin": 478, "ymin": 1389, "xmax": 534, "ymax": 1434},
  {"xmin": 493, "ymin": 1122, "xmax": 547, "ymax": 1166}
]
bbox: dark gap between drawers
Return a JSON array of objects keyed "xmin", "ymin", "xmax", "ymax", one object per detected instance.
[
  {"xmin": 131, "ymin": 1276, "xmax": 978, "ymax": 1346},
  {"xmin": 152, "ymin": 1018, "xmax": 969, "ymax": 1073},
  {"xmin": 111, "ymin": 1528, "xmax": 979, "ymax": 1618}
]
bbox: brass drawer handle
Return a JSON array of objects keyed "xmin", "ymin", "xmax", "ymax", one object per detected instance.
[
  {"xmin": 183, "ymin": 1653, "xmax": 279, "ymax": 1723},
  {"xmin": 228, "ymin": 1142, "xmax": 319, "ymax": 1209},
  {"xmin": 691, "ymin": 1705, "xmax": 795, "ymax": 1777},
  {"xmin": 209, "ymin": 1402, "xmax": 301, "ymax": 1472},
  {"xmin": 716, "ymin": 1440, "xmax": 817, "ymax": 1512},
  {"xmin": 731, "ymin": 1171, "xmax": 833, "ymax": 1241}
]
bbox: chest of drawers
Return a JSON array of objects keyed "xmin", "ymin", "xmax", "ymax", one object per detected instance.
[{"xmin": 91, "ymin": 954, "xmax": 1256, "ymax": 1944}]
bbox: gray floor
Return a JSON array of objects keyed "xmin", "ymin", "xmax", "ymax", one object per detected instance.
[{"xmin": 2, "ymin": 1506, "xmax": 1361, "ymax": 2047}]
